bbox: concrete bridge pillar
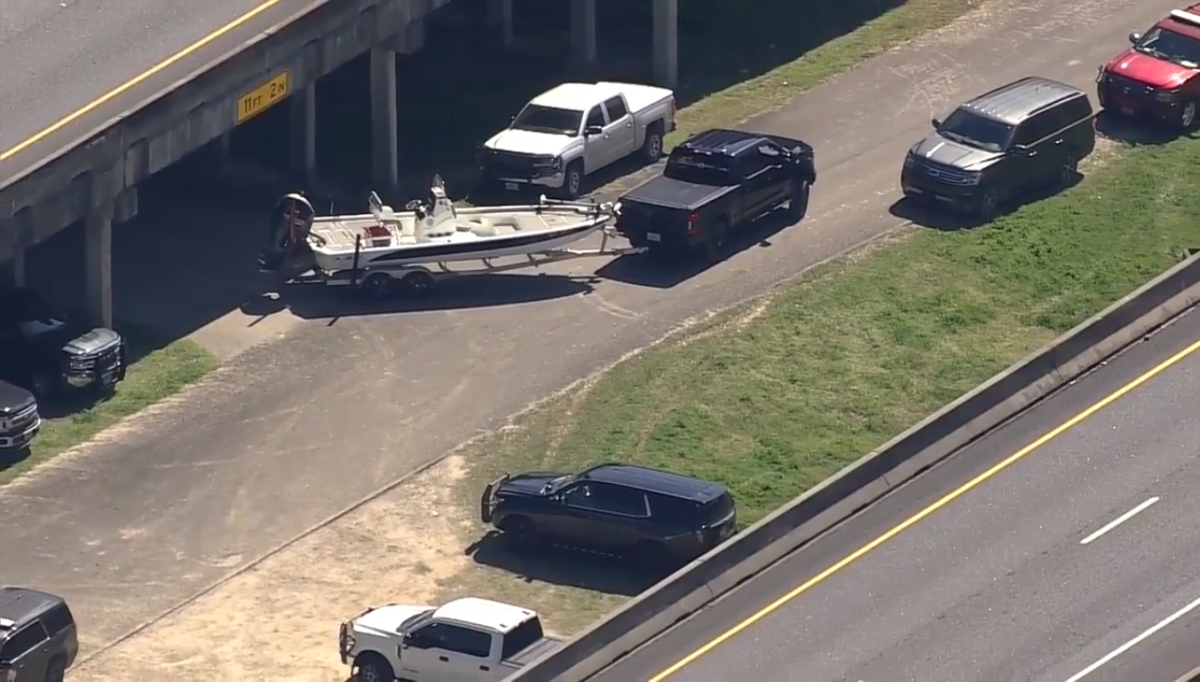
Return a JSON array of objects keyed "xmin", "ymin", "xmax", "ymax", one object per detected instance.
[
  {"xmin": 653, "ymin": 0, "xmax": 678, "ymax": 87},
  {"xmin": 290, "ymin": 82, "xmax": 317, "ymax": 187},
  {"xmin": 487, "ymin": 0, "xmax": 514, "ymax": 47},
  {"xmin": 370, "ymin": 48, "xmax": 399, "ymax": 194},
  {"xmin": 570, "ymin": 0, "xmax": 597, "ymax": 67},
  {"xmin": 85, "ymin": 204, "xmax": 113, "ymax": 328}
]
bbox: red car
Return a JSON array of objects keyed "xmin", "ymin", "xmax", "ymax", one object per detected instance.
[{"xmin": 1097, "ymin": 5, "xmax": 1200, "ymax": 130}]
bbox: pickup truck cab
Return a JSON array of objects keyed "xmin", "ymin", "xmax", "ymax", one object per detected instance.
[
  {"xmin": 479, "ymin": 81, "xmax": 676, "ymax": 199},
  {"xmin": 0, "ymin": 288, "xmax": 126, "ymax": 400},
  {"xmin": 616, "ymin": 128, "xmax": 816, "ymax": 261},
  {"xmin": 340, "ymin": 597, "xmax": 559, "ymax": 682},
  {"xmin": 1097, "ymin": 6, "xmax": 1200, "ymax": 130}
]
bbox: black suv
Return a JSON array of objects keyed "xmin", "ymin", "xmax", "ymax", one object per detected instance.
[
  {"xmin": 901, "ymin": 76, "xmax": 1095, "ymax": 220},
  {"xmin": 481, "ymin": 463, "xmax": 737, "ymax": 567},
  {"xmin": 0, "ymin": 587, "xmax": 78, "ymax": 682}
]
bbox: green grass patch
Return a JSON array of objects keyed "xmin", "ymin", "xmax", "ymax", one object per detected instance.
[
  {"xmin": 0, "ymin": 333, "xmax": 218, "ymax": 485},
  {"xmin": 465, "ymin": 136, "xmax": 1200, "ymax": 526}
]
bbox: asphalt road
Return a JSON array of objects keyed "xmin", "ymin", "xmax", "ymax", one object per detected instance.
[
  {"xmin": 0, "ymin": 0, "xmax": 297, "ymax": 179},
  {"xmin": 593, "ymin": 308, "xmax": 1200, "ymax": 682},
  {"xmin": 0, "ymin": 0, "xmax": 1181, "ymax": 664}
]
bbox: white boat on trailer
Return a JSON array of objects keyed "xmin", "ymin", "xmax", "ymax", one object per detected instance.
[{"xmin": 260, "ymin": 176, "xmax": 639, "ymax": 297}]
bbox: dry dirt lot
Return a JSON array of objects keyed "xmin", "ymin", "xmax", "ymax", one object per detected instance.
[{"xmin": 72, "ymin": 448, "xmax": 629, "ymax": 682}]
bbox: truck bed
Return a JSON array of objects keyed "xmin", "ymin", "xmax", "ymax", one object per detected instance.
[
  {"xmin": 500, "ymin": 637, "xmax": 561, "ymax": 669},
  {"xmin": 621, "ymin": 176, "xmax": 739, "ymax": 212}
]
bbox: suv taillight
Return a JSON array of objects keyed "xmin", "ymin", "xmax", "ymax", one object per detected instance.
[{"xmin": 686, "ymin": 213, "xmax": 699, "ymax": 235}]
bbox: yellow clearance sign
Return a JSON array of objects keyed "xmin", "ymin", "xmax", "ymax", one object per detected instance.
[{"xmin": 236, "ymin": 71, "xmax": 289, "ymax": 124}]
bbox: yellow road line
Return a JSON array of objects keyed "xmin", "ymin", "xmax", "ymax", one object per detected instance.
[
  {"xmin": 0, "ymin": 0, "xmax": 281, "ymax": 162},
  {"xmin": 650, "ymin": 335, "xmax": 1200, "ymax": 681}
]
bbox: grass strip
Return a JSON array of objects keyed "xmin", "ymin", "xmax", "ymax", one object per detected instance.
[
  {"xmin": 466, "ymin": 135, "xmax": 1200, "ymax": 526},
  {"xmin": 0, "ymin": 334, "xmax": 218, "ymax": 485}
]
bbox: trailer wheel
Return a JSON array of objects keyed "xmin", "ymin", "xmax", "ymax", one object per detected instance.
[
  {"xmin": 359, "ymin": 272, "xmax": 395, "ymax": 299},
  {"xmin": 399, "ymin": 271, "xmax": 436, "ymax": 297}
]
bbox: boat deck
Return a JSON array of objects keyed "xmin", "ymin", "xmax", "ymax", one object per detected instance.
[{"xmin": 309, "ymin": 211, "xmax": 582, "ymax": 253}]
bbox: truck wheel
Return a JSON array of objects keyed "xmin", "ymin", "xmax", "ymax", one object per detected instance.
[
  {"xmin": 1058, "ymin": 153, "xmax": 1079, "ymax": 188},
  {"xmin": 354, "ymin": 652, "xmax": 394, "ymax": 682},
  {"xmin": 705, "ymin": 218, "xmax": 730, "ymax": 263},
  {"xmin": 786, "ymin": 180, "xmax": 811, "ymax": 221},
  {"xmin": 502, "ymin": 516, "xmax": 539, "ymax": 551},
  {"xmin": 976, "ymin": 188, "xmax": 1001, "ymax": 222},
  {"xmin": 559, "ymin": 161, "xmax": 584, "ymax": 200},
  {"xmin": 43, "ymin": 658, "xmax": 66, "ymax": 682},
  {"xmin": 359, "ymin": 272, "xmax": 394, "ymax": 300},
  {"xmin": 1181, "ymin": 101, "xmax": 1197, "ymax": 131},
  {"xmin": 641, "ymin": 124, "xmax": 665, "ymax": 164}
]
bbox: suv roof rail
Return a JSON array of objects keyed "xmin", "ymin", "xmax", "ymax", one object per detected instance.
[{"xmin": 1171, "ymin": 9, "xmax": 1200, "ymax": 25}]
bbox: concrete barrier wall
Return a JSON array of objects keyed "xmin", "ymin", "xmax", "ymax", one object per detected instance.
[{"xmin": 507, "ymin": 252, "xmax": 1200, "ymax": 681}]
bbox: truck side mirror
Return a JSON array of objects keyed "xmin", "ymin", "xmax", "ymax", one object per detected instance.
[
  {"xmin": 930, "ymin": 117, "xmax": 941, "ymax": 129},
  {"xmin": 584, "ymin": 125, "xmax": 603, "ymax": 137},
  {"xmin": 1128, "ymin": 31, "xmax": 1141, "ymax": 44}
]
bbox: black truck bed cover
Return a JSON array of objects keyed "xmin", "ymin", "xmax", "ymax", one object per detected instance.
[{"xmin": 620, "ymin": 176, "xmax": 739, "ymax": 212}]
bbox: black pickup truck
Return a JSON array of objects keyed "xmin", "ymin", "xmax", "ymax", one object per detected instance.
[
  {"xmin": 0, "ymin": 288, "xmax": 127, "ymax": 399},
  {"xmin": 616, "ymin": 128, "xmax": 816, "ymax": 260},
  {"xmin": 0, "ymin": 381, "xmax": 40, "ymax": 453}
]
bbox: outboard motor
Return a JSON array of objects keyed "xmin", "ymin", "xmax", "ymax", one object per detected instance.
[{"xmin": 259, "ymin": 193, "xmax": 316, "ymax": 271}]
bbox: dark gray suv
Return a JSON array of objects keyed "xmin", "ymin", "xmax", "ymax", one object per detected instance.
[
  {"xmin": 0, "ymin": 587, "xmax": 77, "ymax": 682},
  {"xmin": 901, "ymin": 75, "xmax": 1096, "ymax": 220}
]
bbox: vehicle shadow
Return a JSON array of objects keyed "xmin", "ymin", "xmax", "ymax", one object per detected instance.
[
  {"xmin": 0, "ymin": 447, "xmax": 31, "ymax": 475},
  {"xmin": 596, "ymin": 209, "xmax": 797, "ymax": 289},
  {"xmin": 890, "ymin": 171, "xmax": 1085, "ymax": 232},
  {"xmin": 1094, "ymin": 109, "xmax": 1196, "ymax": 147},
  {"xmin": 259, "ymin": 272, "xmax": 598, "ymax": 321},
  {"xmin": 465, "ymin": 531, "xmax": 663, "ymax": 597}
]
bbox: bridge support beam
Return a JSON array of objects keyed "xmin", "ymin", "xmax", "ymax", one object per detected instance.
[
  {"xmin": 653, "ymin": 0, "xmax": 678, "ymax": 87},
  {"xmin": 570, "ymin": 0, "xmax": 597, "ymax": 67},
  {"xmin": 85, "ymin": 204, "xmax": 114, "ymax": 328},
  {"xmin": 487, "ymin": 0, "xmax": 514, "ymax": 47},
  {"xmin": 370, "ymin": 48, "xmax": 399, "ymax": 195},
  {"xmin": 290, "ymin": 82, "xmax": 317, "ymax": 187}
]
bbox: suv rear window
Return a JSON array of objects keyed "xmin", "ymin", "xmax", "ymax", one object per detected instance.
[
  {"xmin": 41, "ymin": 604, "xmax": 73, "ymax": 636},
  {"xmin": 650, "ymin": 491, "xmax": 734, "ymax": 528}
]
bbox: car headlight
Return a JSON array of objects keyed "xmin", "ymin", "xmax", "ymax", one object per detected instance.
[
  {"xmin": 552, "ymin": 156, "xmax": 563, "ymax": 170},
  {"xmin": 903, "ymin": 155, "xmax": 916, "ymax": 169},
  {"xmin": 1155, "ymin": 88, "xmax": 1181, "ymax": 102}
]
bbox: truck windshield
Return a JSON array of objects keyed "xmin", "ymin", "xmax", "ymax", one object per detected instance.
[
  {"xmin": 1135, "ymin": 27, "xmax": 1200, "ymax": 68},
  {"xmin": 511, "ymin": 105, "xmax": 583, "ymax": 136},
  {"xmin": 936, "ymin": 108, "xmax": 1013, "ymax": 152},
  {"xmin": 663, "ymin": 152, "xmax": 735, "ymax": 185}
]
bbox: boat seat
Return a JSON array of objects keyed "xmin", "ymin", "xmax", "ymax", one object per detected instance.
[{"xmin": 458, "ymin": 217, "xmax": 498, "ymax": 237}]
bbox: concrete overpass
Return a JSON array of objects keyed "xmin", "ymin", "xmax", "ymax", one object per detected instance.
[{"xmin": 0, "ymin": 0, "xmax": 680, "ymax": 327}]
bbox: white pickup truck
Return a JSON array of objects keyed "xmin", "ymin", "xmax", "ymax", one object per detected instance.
[
  {"xmin": 479, "ymin": 81, "xmax": 676, "ymax": 199},
  {"xmin": 339, "ymin": 597, "xmax": 560, "ymax": 682}
]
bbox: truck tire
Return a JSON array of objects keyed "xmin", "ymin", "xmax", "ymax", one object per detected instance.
[
  {"xmin": 1180, "ymin": 101, "xmax": 1197, "ymax": 131},
  {"xmin": 785, "ymin": 179, "xmax": 811, "ymax": 221},
  {"xmin": 45, "ymin": 657, "xmax": 66, "ymax": 682},
  {"xmin": 641, "ymin": 123, "xmax": 665, "ymax": 164},
  {"xmin": 501, "ymin": 516, "xmax": 539, "ymax": 551},
  {"xmin": 558, "ymin": 161, "xmax": 585, "ymax": 200},
  {"xmin": 355, "ymin": 652, "xmax": 394, "ymax": 682},
  {"xmin": 705, "ymin": 217, "xmax": 731, "ymax": 263}
]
